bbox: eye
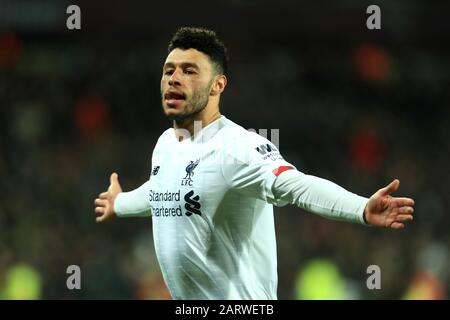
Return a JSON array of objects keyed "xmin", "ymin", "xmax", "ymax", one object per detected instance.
[
  {"xmin": 164, "ymin": 69, "xmax": 174, "ymax": 76},
  {"xmin": 185, "ymin": 69, "xmax": 196, "ymax": 75}
]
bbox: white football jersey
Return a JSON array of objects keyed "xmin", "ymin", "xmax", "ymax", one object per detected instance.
[{"xmin": 148, "ymin": 115, "xmax": 295, "ymax": 299}]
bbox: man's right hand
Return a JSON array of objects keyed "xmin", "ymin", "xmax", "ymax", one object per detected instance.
[{"xmin": 94, "ymin": 172, "xmax": 123, "ymax": 222}]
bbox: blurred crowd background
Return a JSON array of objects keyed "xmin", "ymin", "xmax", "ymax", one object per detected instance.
[{"xmin": 0, "ymin": 0, "xmax": 449, "ymax": 299}]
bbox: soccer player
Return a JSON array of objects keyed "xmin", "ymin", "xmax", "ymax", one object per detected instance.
[{"xmin": 94, "ymin": 27, "xmax": 415, "ymax": 300}]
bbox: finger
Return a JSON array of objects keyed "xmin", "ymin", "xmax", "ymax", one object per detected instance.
[
  {"xmin": 95, "ymin": 207, "xmax": 105, "ymax": 214},
  {"xmin": 99, "ymin": 192, "xmax": 108, "ymax": 199},
  {"xmin": 392, "ymin": 198, "xmax": 415, "ymax": 207},
  {"xmin": 395, "ymin": 214, "xmax": 413, "ymax": 222},
  {"xmin": 391, "ymin": 206, "xmax": 414, "ymax": 215},
  {"xmin": 96, "ymin": 215, "xmax": 106, "ymax": 223},
  {"xmin": 94, "ymin": 198, "xmax": 107, "ymax": 207},
  {"xmin": 398, "ymin": 206, "xmax": 414, "ymax": 214},
  {"xmin": 110, "ymin": 172, "xmax": 119, "ymax": 185},
  {"xmin": 379, "ymin": 179, "xmax": 400, "ymax": 196},
  {"xmin": 391, "ymin": 222, "xmax": 404, "ymax": 229}
]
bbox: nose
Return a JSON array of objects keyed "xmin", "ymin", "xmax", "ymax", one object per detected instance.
[{"xmin": 168, "ymin": 69, "xmax": 181, "ymax": 86}]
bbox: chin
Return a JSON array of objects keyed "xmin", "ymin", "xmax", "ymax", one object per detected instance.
[{"xmin": 164, "ymin": 109, "xmax": 186, "ymax": 121}]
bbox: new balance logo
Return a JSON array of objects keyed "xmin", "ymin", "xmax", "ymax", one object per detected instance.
[
  {"xmin": 255, "ymin": 144, "xmax": 278, "ymax": 155},
  {"xmin": 184, "ymin": 190, "xmax": 201, "ymax": 216},
  {"xmin": 152, "ymin": 166, "xmax": 160, "ymax": 176}
]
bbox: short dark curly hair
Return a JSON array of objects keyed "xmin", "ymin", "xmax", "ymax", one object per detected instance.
[{"xmin": 168, "ymin": 27, "xmax": 229, "ymax": 76}]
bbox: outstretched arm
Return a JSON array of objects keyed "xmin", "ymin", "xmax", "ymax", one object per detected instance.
[
  {"xmin": 273, "ymin": 170, "xmax": 414, "ymax": 229},
  {"xmin": 94, "ymin": 172, "xmax": 151, "ymax": 222}
]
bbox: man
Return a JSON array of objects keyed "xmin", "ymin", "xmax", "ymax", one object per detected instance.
[{"xmin": 94, "ymin": 27, "xmax": 415, "ymax": 299}]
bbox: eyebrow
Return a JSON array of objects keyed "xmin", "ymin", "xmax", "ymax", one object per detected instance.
[{"xmin": 163, "ymin": 62, "xmax": 200, "ymax": 70}]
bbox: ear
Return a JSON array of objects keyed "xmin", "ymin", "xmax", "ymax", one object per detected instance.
[{"xmin": 210, "ymin": 75, "xmax": 227, "ymax": 96}]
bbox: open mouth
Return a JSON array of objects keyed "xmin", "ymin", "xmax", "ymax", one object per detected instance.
[
  {"xmin": 164, "ymin": 91, "xmax": 186, "ymax": 108},
  {"xmin": 165, "ymin": 92, "xmax": 186, "ymax": 100}
]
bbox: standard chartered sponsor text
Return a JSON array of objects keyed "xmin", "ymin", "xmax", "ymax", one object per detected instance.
[
  {"xmin": 149, "ymin": 189, "xmax": 183, "ymax": 217},
  {"xmin": 149, "ymin": 189, "xmax": 181, "ymax": 201}
]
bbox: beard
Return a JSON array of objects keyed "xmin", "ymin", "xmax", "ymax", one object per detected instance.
[{"xmin": 162, "ymin": 82, "xmax": 212, "ymax": 121}]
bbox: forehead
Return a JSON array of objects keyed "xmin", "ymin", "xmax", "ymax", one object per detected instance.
[{"xmin": 164, "ymin": 48, "xmax": 212, "ymax": 70}]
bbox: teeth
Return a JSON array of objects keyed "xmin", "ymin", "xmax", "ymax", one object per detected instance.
[{"xmin": 166, "ymin": 93, "xmax": 184, "ymax": 99}]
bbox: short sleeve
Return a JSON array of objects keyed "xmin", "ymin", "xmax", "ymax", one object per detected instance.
[{"xmin": 221, "ymin": 131, "xmax": 296, "ymax": 206}]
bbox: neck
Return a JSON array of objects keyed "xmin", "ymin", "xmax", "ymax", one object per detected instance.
[{"xmin": 173, "ymin": 105, "xmax": 221, "ymax": 142}]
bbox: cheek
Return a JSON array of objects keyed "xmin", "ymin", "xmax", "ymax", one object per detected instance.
[{"xmin": 189, "ymin": 79, "xmax": 207, "ymax": 93}]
